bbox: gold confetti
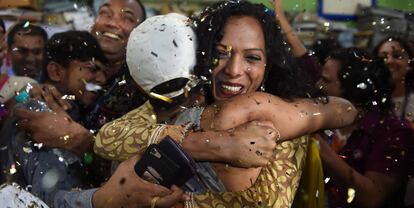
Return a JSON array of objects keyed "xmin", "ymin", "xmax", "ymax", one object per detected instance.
[
  {"xmin": 225, "ymin": 45, "xmax": 232, "ymax": 52},
  {"xmin": 61, "ymin": 95, "xmax": 76, "ymax": 100},
  {"xmin": 212, "ymin": 58, "xmax": 219, "ymax": 65},
  {"xmin": 149, "ymin": 92, "xmax": 173, "ymax": 103},
  {"xmin": 347, "ymin": 188, "xmax": 355, "ymax": 203},
  {"xmin": 63, "ymin": 135, "xmax": 70, "ymax": 144}
]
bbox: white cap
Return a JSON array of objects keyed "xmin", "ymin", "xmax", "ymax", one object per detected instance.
[{"xmin": 127, "ymin": 13, "xmax": 198, "ymax": 98}]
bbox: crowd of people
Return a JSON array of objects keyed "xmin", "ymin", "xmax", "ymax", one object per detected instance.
[{"xmin": 0, "ymin": 0, "xmax": 412, "ymax": 207}]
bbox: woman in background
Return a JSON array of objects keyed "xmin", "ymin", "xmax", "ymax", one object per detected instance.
[{"xmin": 318, "ymin": 47, "xmax": 412, "ymax": 207}]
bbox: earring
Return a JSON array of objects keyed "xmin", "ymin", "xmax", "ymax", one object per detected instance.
[{"xmin": 260, "ymin": 83, "xmax": 265, "ymax": 91}]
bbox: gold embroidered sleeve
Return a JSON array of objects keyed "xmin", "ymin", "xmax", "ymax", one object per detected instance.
[
  {"xmin": 94, "ymin": 101, "xmax": 190, "ymax": 161},
  {"xmin": 188, "ymin": 136, "xmax": 309, "ymax": 208},
  {"xmin": 93, "ymin": 101, "xmax": 158, "ymax": 161}
]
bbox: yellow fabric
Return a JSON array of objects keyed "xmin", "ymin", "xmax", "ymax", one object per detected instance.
[
  {"xmin": 189, "ymin": 136, "xmax": 309, "ymax": 208},
  {"xmin": 94, "ymin": 102, "xmax": 309, "ymax": 207},
  {"xmin": 94, "ymin": 101, "xmax": 201, "ymax": 160},
  {"xmin": 292, "ymin": 136, "xmax": 325, "ymax": 208},
  {"xmin": 94, "ymin": 101, "xmax": 158, "ymax": 161}
]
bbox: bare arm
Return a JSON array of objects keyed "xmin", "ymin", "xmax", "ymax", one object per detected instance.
[
  {"xmin": 273, "ymin": 0, "xmax": 307, "ymax": 57},
  {"xmin": 94, "ymin": 102, "xmax": 276, "ymax": 168},
  {"xmin": 15, "ymin": 108, "xmax": 94, "ymax": 156},
  {"xmin": 203, "ymin": 92, "xmax": 356, "ymax": 141},
  {"xmin": 182, "ymin": 121, "xmax": 276, "ymax": 168}
]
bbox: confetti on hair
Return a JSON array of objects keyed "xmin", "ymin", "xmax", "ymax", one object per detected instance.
[{"xmin": 347, "ymin": 188, "xmax": 355, "ymax": 203}]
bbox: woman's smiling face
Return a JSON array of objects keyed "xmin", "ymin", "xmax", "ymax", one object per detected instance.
[
  {"xmin": 377, "ymin": 40, "xmax": 411, "ymax": 83},
  {"xmin": 211, "ymin": 15, "xmax": 267, "ymax": 101}
]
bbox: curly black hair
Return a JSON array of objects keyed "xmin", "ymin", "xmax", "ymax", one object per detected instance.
[
  {"xmin": 311, "ymin": 38, "xmax": 342, "ymax": 65},
  {"xmin": 192, "ymin": 0, "xmax": 316, "ymax": 104},
  {"xmin": 329, "ymin": 47, "xmax": 394, "ymax": 111}
]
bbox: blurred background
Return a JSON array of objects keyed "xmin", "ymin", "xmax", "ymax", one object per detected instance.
[{"xmin": 0, "ymin": 0, "xmax": 413, "ymax": 52}]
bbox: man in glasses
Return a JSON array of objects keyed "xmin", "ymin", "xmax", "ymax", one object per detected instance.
[{"xmin": 7, "ymin": 21, "xmax": 47, "ymax": 80}]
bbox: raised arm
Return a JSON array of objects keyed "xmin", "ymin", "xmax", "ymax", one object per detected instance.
[
  {"xmin": 202, "ymin": 92, "xmax": 356, "ymax": 141},
  {"xmin": 274, "ymin": 0, "xmax": 307, "ymax": 57}
]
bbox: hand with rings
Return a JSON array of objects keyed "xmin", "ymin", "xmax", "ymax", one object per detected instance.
[{"xmin": 92, "ymin": 155, "xmax": 187, "ymax": 208}]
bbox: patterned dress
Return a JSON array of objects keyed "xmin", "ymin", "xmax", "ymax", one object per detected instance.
[{"xmin": 94, "ymin": 102, "xmax": 309, "ymax": 207}]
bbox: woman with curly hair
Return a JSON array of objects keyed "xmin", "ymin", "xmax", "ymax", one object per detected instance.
[
  {"xmin": 95, "ymin": 1, "xmax": 356, "ymax": 207},
  {"xmin": 373, "ymin": 37, "xmax": 414, "ymax": 121}
]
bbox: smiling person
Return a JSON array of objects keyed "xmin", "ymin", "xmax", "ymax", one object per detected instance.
[
  {"xmin": 91, "ymin": 0, "xmax": 145, "ymax": 79},
  {"xmin": 7, "ymin": 22, "xmax": 47, "ymax": 80},
  {"xmin": 373, "ymin": 37, "xmax": 414, "ymax": 121},
  {"xmin": 10, "ymin": 1, "xmax": 187, "ymax": 207},
  {"xmin": 14, "ymin": 0, "xmax": 148, "ymax": 159},
  {"xmin": 0, "ymin": 30, "xmax": 107, "ymax": 207},
  {"xmin": 85, "ymin": 0, "xmax": 148, "ymax": 131},
  {"xmin": 373, "ymin": 37, "xmax": 414, "ymax": 207},
  {"xmin": 95, "ymin": 1, "xmax": 357, "ymax": 207},
  {"xmin": 183, "ymin": 2, "xmax": 351, "ymax": 206}
]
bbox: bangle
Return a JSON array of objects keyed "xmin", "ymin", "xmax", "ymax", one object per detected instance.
[{"xmin": 184, "ymin": 192, "xmax": 194, "ymax": 208}]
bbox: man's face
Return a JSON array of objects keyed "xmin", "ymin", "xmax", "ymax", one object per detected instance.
[
  {"xmin": 317, "ymin": 58, "xmax": 343, "ymax": 97},
  {"xmin": 91, "ymin": 0, "xmax": 144, "ymax": 63},
  {"xmin": 61, "ymin": 60, "xmax": 106, "ymax": 107},
  {"xmin": 10, "ymin": 34, "xmax": 45, "ymax": 79}
]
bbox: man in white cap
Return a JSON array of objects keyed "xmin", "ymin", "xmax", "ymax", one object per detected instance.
[
  {"xmin": 94, "ymin": 11, "xmax": 357, "ymax": 208},
  {"xmin": 127, "ymin": 13, "xmax": 202, "ymax": 122},
  {"xmin": 94, "ymin": 12, "xmax": 276, "ymax": 164}
]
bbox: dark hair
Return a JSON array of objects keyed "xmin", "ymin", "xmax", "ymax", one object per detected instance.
[
  {"xmin": 135, "ymin": 0, "xmax": 147, "ymax": 22},
  {"xmin": 373, "ymin": 36, "xmax": 414, "ymax": 92},
  {"xmin": 0, "ymin": 18, "xmax": 5, "ymax": 32},
  {"xmin": 41, "ymin": 30, "xmax": 108, "ymax": 81},
  {"xmin": 329, "ymin": 47, "xmax": 393, "ymax": 111},
  {"xmin": 311, "ymin": 38, "xmax": 342, "ymax": 64},
  {"xmin": 7, "ymin": 21, "xmax": 48, "ymax": 47},
  {"xmin": 193, "ymin": 0, "xmax": 316, "ymax": 104},
  {"xmin": 373, "ymin": 36, "xmax": 414, "ymax": 66}
]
